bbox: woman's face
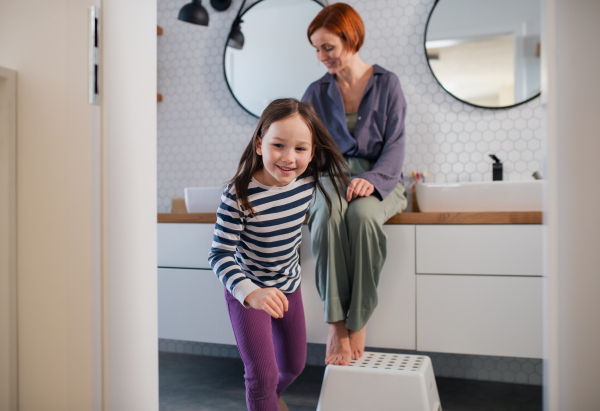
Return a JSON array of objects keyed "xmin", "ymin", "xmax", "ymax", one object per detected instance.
[{"xmin": 310, "ymin": 27, "xmax": 354, "ymax": 74}]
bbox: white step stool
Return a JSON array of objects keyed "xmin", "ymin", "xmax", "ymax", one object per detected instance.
[{"xmin": 316, "ymin": 352, "xmax": 442, "ymax": 411}]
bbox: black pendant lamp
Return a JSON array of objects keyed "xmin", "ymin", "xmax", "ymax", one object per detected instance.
[
  {"xmin": 228, "ymin": 17, "xmax": 245, "ymax": 49},
  {"xmin": 211, "ymin": 0, "xmax": 232, "ymax": 12},
  {"xmin": 178, "ymin": 0, "xmax": 209, "ymax": 26},
  {"xmin": 227, "ymin": 0, "xmax": 247, "ymax": 49},
  {"xmin": 178, "ymin": 0, "xmax": 232, "ymax": 26}
]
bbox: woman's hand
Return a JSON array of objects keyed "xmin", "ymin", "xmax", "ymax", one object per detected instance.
[
  {"xmin": 245, "ymin": 288, "xmax": 289, "ymax": 318},
  {"xmin": 346, "ymin": 178, "xmax": 375, "ymax": 201}
]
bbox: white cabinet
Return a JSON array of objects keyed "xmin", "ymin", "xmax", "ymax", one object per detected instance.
[
  {"xmin": 416, "ymin": 225, "xmax": 542, "ymax": 276},
  {"xmin": 158, "ymin": 267, "xmax": 236, "ymax": 345},
  {"xmin": 157, "ymin": 222, "xmax": 543, "ymax": 358},
  {"xmin": 300, "ymin": 225, "xmax": 416, "ymax": 350},
  {"xmin": 415, "ymin": 225, "xmax": 543, "ymax": 358},
  {"xmin": 416, "ymin": 275, "xmax": 543, "ymax": 358},
  {"xmin": 157, "ymin": 223, "xmax": 214, "ymax": 269}
]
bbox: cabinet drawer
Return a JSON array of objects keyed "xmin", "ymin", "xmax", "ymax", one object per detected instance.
[
  {"xmin": 416, "ymin": 225, "xmax": 542, "ymax": 275},
  {"xmin": 416, "ymin": 275, "xmax": 542, "ymax": 358},
  {"xmin": 157, "ymin": 223, "xmax": 214, "ymax": 269},
  {"xmin": 158, "ymin": 268, "xmax": 235, "ymax": 345},
  {"xmin": 300, "ymin": 225, "xmax": 416, "ymax": 350}
]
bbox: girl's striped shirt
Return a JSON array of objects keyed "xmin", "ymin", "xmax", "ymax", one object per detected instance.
[{"xmin": 208, "ymin": 176, "xmax": 315, "ymax": 306}]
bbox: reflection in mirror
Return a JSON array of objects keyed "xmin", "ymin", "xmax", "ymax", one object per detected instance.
[
  {"xmin": 224, "ymin": 0, "xmax": 325, "ymax": 117},
  {"xmin": 425, "ymin": 0, "xmax": 541, "ymax": 108}
]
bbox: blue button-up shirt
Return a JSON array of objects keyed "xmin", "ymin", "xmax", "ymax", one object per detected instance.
[{"xmin": 302, "ymin": 64, "xmax": 407, "ymax": 200}]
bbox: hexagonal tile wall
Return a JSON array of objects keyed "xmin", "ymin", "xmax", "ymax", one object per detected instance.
[{"xmin": 157, "ymin": 0, "xmax": 543, "ymax": 212}]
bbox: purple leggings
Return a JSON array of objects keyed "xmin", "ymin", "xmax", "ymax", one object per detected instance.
[{"xmin": 225, "ymin": 287, "xmax": 307, "ymax": 411}]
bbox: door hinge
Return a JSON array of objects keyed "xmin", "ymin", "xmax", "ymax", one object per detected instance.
[{"xmin": 89, "ymin": 6, "xmax": 99, "ymax": 105}]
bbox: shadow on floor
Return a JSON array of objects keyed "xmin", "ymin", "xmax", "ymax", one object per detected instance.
[{"xmin": 159, "ymin": 352, "xmax": 542, "ymax": 411}]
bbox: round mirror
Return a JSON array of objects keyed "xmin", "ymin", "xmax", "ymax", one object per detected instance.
[
  {"xmin": 425, "ymin": 0, "xmax": 541, "ymax": 108},
  {"xmin": 223, "ymin": 0, "xmax": 325, "ymax": 117}
]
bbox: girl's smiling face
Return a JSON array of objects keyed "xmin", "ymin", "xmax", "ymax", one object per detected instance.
[
  {"xmin": 255, "ymin": 114, "xmax": 314, "ymax": 187},
  {"xmin": 310, "ymin": 27, "xmax": 353, "ymax": 74}
]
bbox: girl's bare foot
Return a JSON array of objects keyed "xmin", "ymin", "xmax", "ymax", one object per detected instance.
[
  {"xmin": 325, "ymin": 321, "xmax": 351, "ymax": 366},
  {"xmin": 278, "ymin": 397, "xmax": 290, "ymax": 411},
  {"xmin": 348, "ymin": 326, "xmax": 366, "ymax": 360}
]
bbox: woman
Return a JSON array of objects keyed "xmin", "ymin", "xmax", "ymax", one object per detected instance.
[{"xmin": 302, "ymin": 3, "xmax": 408, "ymax": 366}]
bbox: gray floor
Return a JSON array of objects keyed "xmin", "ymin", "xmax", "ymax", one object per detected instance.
[{"xmin": 159, "ymin": 352, "xmax": 542, "ymax": 411}]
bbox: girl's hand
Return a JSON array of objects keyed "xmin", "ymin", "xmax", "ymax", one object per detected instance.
[
  {"xmin": 245, "ymin": 288, "xmax": 289, "ymax": 318},
  {"xmin": 346, "ymin": 178, "xmax": 375, "ymax": 201}
]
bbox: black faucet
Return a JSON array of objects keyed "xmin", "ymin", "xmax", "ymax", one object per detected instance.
[{"xmin": 489, "ymin": 154, "xmax": 503, "ymax": 181}]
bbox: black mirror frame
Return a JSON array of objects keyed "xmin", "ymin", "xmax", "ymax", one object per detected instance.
[
  {"xmin": 423, "ymin": 0, "xmax": 541, "ymax": 110},
  {"xmin": 222, "ymin": 0, "xmax": 325, "ymax": 118}
]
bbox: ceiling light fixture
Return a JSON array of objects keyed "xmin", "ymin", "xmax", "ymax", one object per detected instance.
[
  {"xmin": 227, "ymin": 0, "xmax": 247, "ymax": 49},
  {"xmin": 178, "ymin": 0, "xmax": 232, "ymax": 26},
  {"xmin": 178, "ymin": 0, "xmax": 210, "ymax": 26}
]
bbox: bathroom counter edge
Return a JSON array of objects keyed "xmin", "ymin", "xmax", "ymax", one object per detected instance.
[{"xmin": 157, "ymin": 211, "xmax": 542, "ymax": 225}]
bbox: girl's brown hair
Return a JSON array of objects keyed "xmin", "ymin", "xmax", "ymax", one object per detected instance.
[
  {"xmin": 307, "ymin": 3, "xmax": 365, "ymax": 53},
  {"xmin": 229, "ymin": 98, "xmax": 350, "ymax": 216}
]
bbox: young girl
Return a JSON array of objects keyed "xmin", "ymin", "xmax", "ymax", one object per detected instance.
[{"xmin": 208, "ymin": 98, "xmax": 349, "ymax": 411}]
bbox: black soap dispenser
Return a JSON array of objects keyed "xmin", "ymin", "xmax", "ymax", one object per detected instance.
[{"xmin": 489, "ymin": 154, "xmax": 503, "ymax": 181}]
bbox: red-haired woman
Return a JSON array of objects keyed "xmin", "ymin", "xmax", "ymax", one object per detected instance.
[{"xmin": 302, "ymin": 2, "xmax": 408, "ymax": 366}]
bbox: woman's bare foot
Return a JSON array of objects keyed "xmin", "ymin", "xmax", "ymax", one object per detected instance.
[
  {"xmin": 326, "ymin": 321, "xmax": 351, "ymax": 366},
  {"xmin": 348, "ymin": 326, "xmax": 366, "ymax": 360},
  {"xmin": 278, "ymin": 397, "xmax": 290, "ymax": 411}
]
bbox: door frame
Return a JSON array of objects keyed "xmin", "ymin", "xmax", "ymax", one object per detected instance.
[{"xmin": 0, "ymin": 66, "xmax": 18, "ymax": 411}]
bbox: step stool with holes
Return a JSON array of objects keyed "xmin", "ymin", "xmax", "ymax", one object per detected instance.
[{"xmin": 316, "ymin": 352, "xmax": 442, "ymax": 411}]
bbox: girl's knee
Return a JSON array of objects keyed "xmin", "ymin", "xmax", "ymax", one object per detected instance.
[
  {"xmin": 279, "ymin": 361, "xmax": 305, "ymax": 387},
  {"xmin": 245, "ymin": 364, "xmax": 279, "ymax": 397},
  {"xmin": 289, "ymin": 357, "xmax": 306, "ymax": 378},
  {"xmin": 277, "ymin": 347, "xmax": 306, "ymax": 381}
]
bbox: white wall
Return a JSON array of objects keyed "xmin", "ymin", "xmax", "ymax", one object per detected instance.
[
  {"xmin": 102, "ymin": 0, "xmax": 158, "ymax": 409},
  {"xmin": 544, "ymin": 0, "xmax": 600, "ymax": 409}
]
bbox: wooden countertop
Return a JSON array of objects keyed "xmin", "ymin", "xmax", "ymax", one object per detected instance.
[{"xmin": 158, "ymin": 198, "xmax": 541, "ymax": 224}]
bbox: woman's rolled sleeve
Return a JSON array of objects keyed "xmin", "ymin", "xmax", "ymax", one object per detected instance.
[{"xmin": 357, "ymin": 74, "xmax": 407, "ymax": 199}]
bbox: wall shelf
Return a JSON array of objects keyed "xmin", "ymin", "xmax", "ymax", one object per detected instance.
[{"xmin": 158, "ymin": 26, "xmax": 163, "ymax": 101}]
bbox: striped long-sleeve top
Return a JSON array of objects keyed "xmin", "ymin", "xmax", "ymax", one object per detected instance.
[{"xmin": 208, "ymin": 176, "xmax": 315, "ymax": 306}]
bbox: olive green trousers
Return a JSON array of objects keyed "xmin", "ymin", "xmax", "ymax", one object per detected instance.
[{"xmin": 307, "ymin": 157, "xmax": 407, "ymax": 331}]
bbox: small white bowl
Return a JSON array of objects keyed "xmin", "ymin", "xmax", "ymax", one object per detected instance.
[{"xmin": 184, "ymin": 187, "xmax": 225, "ymax": 213}]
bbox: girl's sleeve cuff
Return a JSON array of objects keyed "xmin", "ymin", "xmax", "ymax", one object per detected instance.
[{"xmin": 232, "ymin": 279, "xmax": 261, "ymax": 307}]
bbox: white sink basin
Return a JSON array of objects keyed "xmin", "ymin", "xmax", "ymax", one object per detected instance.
[
  {"xmin": 415, "ymin": 180, "xmax": 543, "ymax": 212},
  {"xmin": 184, "ymin": 187, "xmax": 225, "ymax": 213}
]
